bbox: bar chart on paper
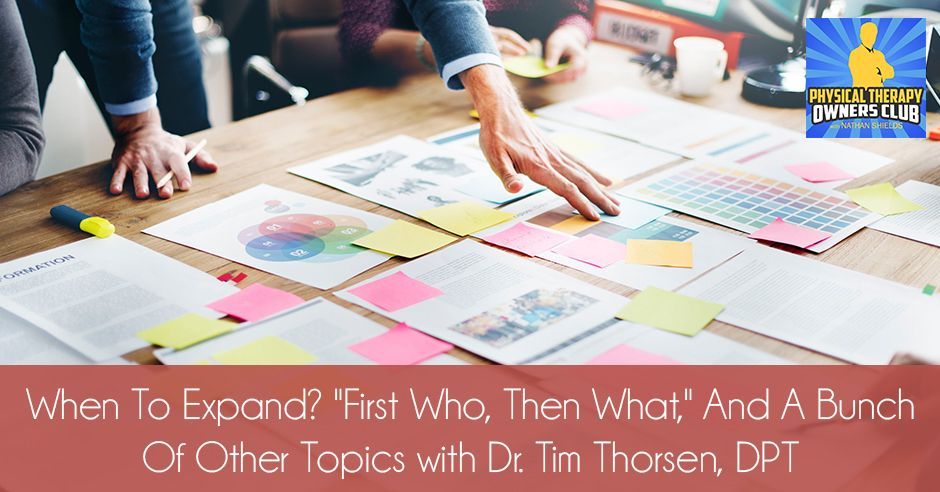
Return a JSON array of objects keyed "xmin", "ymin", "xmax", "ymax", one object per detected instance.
[{"xmin": 620, "ymin": 162, "xmax": 880, "ymax": 252}]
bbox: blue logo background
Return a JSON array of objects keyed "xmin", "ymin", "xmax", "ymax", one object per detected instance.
[{"xmin": 806, "ymin": 18, "xmax": 926, "ymax": 138}]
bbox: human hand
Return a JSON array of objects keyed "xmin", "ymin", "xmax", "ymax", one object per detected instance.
[
  {"xmin": 544, "ymin": 25, "xmax": 589, "ymax": 83},
  {"xmin": 489, "ymin": 26, "xmax": 531, "ymax": 57},
  {"xmin": 459, "ymin": 65, "xmax": 619, "ymax": 220},
  {"xmin": 109, "ymin": 108, "xmax": 217, "ymax": 199}
]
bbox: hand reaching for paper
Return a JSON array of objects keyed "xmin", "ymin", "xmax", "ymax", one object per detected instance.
[{"xmin": 460, "ymin": 65, "xmax": 620, "ymax": 220}]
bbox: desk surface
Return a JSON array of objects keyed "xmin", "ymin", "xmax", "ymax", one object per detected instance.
[{"xmin": 2, "ymin": 43, "xmax": 938, "ymax": 365}]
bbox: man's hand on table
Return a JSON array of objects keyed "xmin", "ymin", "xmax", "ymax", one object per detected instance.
[
  {"xmin": 459, "ymin": 64, "xmax": 620, "ymax": 220},
  {"xmin": 109, "ymin": 108, "xmax": 218, "ymax": 199}
]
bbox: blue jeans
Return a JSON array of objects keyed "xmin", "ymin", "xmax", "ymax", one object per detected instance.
[{"xmin": 18, "ymin": 0, "xmax": 210, "ymax": 136}]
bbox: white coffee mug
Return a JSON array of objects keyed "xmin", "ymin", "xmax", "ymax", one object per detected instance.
[{"xmin": 673, "ymin": 37, "xmax": 728, "ymax": 97}]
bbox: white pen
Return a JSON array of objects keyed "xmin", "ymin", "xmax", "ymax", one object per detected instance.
[{"xmin": 155, "ymin": 138, "xmax": 208, "ymax": 190}]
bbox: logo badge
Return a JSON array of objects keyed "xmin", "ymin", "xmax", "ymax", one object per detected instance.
[{"xmin": 806, "ymin": 18, "xmax": 926, "ymax": 138}]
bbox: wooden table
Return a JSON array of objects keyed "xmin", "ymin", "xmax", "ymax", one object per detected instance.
[{"xmin": 1, "ymin": 43, "xmax": 938, "ymax": 365}]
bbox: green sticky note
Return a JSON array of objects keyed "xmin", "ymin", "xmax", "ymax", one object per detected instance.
[
  {"xmin": 212, "ymin": 336, "xmax": 316, "ymax": 365},
  {"xmin": 503, "ymin": 55, "xmax": 570, "ymax": 78},
  {"xmin": 615, "ymin": 287, "xmax": 724, "ymax": 336},
  {"xmin": 137, "ymin": 313, "xmax": 236, "ymax": 350},
  {"xmin": 923, "ymin": 284, "xmax": 936, "ymax": 296},
  {"xmin": 845, "ymin": 183, "xmax": 923, "ymax": 215}
]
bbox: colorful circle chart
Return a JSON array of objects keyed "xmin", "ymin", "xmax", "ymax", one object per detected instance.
[{"xmin": 238, "ymin": 213, "xmax": 372, "ymax": 263}]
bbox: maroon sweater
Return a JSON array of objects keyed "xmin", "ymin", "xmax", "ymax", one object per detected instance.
[{"xmin": 338, "ymin": 0, "xmax": 594, "ymax": 67}]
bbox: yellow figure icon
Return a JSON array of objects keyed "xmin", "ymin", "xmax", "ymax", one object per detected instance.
[{"xmin": 848, "ymin": 22, "xmax": 894, "ymax": 87}]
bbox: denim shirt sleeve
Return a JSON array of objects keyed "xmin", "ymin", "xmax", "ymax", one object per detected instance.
[
  {"xmin": 76, "ymin": 0, "xmax": 158, "ymax": 115},
  {"xmin": 400, "ymin": 0, "xmax": 502, "ymax": 90}
]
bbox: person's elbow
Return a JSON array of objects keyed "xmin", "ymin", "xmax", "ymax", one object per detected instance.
[{"xmin": 0, "ymin": 128, "xmax": 45, "ymax": 196}]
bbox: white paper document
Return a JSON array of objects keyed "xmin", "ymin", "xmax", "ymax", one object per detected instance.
[
  {"xmin": 530, "ymin": 320, "xmax": 790, "ymax": 365},
  {"xmin": 429, "ymin": 118, "xmax": 681, "ymax": 182},
  {"xmin": 143, "ymin": 184, "xmax": 393, "ymax": 289},
  {"xmin": 536, "ymin": 87, "xmax": 892, "ymax": 188},
  {"xmin": 475, "ymin": 191, "xmax": 751, "ymax": 291},
  {"xmin": 289, "ymin": 135, "xmax": 542, "ymax": 212},
  {"xmin": 0, "ymin": 236, "xmax": 236, "ymax": 362},
  {"xmin": 0, "ymin": 309, "xmax": 90, "ymax": 364},
  {"xmin": 335, "ymin": 240, "xmax": 628, "ymax": 364},
  {"xmin": 869, "ymin": 180, "xmax": 940, "ymax": 247},
  {"xmin": 157, "ymin": 298, "xmax": 463, "ymax": 366},
  {"xmin": 678, "ymin": 247, "xmax": 933, "ymax": 364}
]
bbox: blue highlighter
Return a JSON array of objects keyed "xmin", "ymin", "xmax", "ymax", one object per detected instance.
[{"xmin": 50, "ymin": 205, "xmax": 115, "ymax": 238}]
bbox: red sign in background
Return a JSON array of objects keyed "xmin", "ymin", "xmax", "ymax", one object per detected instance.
[{"xmin": 0, "ymin": 365, "xmax": 938, "ymax": 491}]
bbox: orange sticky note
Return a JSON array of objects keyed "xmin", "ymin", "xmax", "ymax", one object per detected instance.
[
  {"xmin": 550, "ymin": 215, "xmax": 595, "ymax": 235},
  {"xmin": 626, "ymin": 239, "xmax": 693, "ymax": 268}
]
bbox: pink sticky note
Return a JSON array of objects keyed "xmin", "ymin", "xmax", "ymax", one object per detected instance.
[
  {"xmin": 576, "ymin": 99, "xmax": 646, "ymax": 120},
  {"xmin": 207, "ymin": 284, "xmax": 304, "ymax": 322},
  {"xmin": 552, "ymin": 234, "xmax": 626, "ymax": 268},
  {"xmin": 785, "ymin": 162, "xmax": 854, "ymax": 183},
  {"xmin": 587, "ymin": 344, "xmax": 683, "ymax": 365},
  {"xmin": 748, "ymin": 218, "xmax": 832, "ymax": 249},
  {"xmin": 483, "ymin": 222, "xmax": 569, "ymax": 256},
  {"xmin": 349, "ymin": 323, "xmax": 453, "ymax": 365},
  {"xmin": 348, "ymin": 271, "xmax": 443, "ymax": 312}
]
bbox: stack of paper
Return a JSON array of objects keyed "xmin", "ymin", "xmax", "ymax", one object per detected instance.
[{"xmin": 0, "ymin": 236, "xmax": 236, "ymax": 362}]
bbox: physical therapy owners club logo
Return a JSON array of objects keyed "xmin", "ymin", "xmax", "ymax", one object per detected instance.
[{"xmin": 806, "ymin": 18, "xmax": 926, "ymax": 138}]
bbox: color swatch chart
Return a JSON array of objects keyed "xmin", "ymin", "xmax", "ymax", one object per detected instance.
[{"xmin": 621, "ymin": 162, "xmax": 879, "ymax": 253}]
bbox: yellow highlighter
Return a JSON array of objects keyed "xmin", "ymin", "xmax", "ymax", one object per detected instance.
[{"xmin": 50, "ymin": 205, "xmax": 115, "ymax": 238}]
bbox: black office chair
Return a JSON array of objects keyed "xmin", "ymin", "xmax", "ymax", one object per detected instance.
[{"xmin": 241, "ymin": 55, "xmax": 309, "ymax": 117}]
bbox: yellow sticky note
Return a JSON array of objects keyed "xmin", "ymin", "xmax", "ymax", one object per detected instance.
[
  {"xmin": 615, "ymin": 287, "xmax": 723, "ymax": 336},
  {"xmin": 626, "ymin": 239, "xmax": 694, "ymax": 268},
  {"xmin": 470, "ymin": 108, "xmax": 536, "ymax": 119},
  {"xmin": 845, "ymin": 182, "xmax": 923, "ymax": 215},
  {"xmin": 550, "ymin": 215, "xmax": 595, "ymax": 235},
  {"xmin": 137, "ymin": 313, "xmax": 236, "ymax": 350},
  {"xmin": 213, "ymin": 336, "xmax": 316, "ymax": 365},
  {"xmin": 418, "ymin": 201, "xmax": 514, "ymax": 236},
  {"xmin": 551, "ymin": 133, "xmax": 601, "ymax": 156},
  {"xmin": 353, "ymin": 220, "xmax": 456, "ymax": 258},
  {"xmin": 503, "ymin": 55, "xmax": 570, "ymax": 78}
]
